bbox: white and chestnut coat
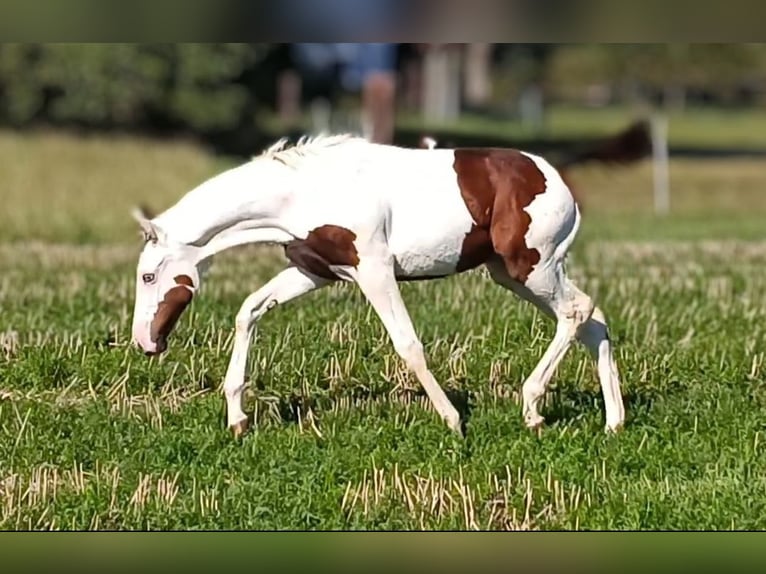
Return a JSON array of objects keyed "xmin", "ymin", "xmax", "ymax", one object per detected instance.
[{"xmin": 131, "ymin": 135, "xmax": 625, "ymax": 437}]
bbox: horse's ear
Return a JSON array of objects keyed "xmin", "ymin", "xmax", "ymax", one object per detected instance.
[
  {"xmin": 420, "ymin": 136, "xmax": 437, "ymax": 150},
  {"xmin": 137, "ymin": 202, "xmax": 156, "ymax": 219},
  {"xmin": 131, "ymin": 206, "xmax": 166, "ymax": 244}
]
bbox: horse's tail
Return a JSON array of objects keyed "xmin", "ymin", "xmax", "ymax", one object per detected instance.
[
  {"xmin": 554, "ymin": 120, "xmax": 653, "ymax": 209},
  {"xmin": 557, "ymin": 120, "xmax": 652, "ymax": 170}
]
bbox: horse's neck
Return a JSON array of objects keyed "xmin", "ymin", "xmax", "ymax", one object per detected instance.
[
  {"xmin": 155, "ymin": 160, "xmax": 292, "ymax": 246},
  {"xmin": 197, "ymin": 225, "xmax": 295, "ymax": 263}
]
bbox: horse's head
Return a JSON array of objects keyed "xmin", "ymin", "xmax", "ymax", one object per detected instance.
[{"xmin": 130, "ymin": 208, "xmax": 201, "ymax": 356}]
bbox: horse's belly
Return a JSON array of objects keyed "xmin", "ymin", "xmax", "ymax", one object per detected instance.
[
  {"xmin": 384, "ymin": 166, "xmax": 479, "ymax": 279},
  {"xmin": 392, "ymin": 242, "xmax": 463, "ymax": 279},
  {"xmin": 389, "ymin": 211, "xmax": 475, "ymax": 280}
]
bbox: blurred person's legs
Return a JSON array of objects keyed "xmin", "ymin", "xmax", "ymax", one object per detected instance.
[
  {"xmin": 363, "ymin": 70, "xmax": 396, "ymax": 145},
  {"xmin": 345, "ymin": 44, "xmax": 398, "ymax": 145},
  {"xmin": 277, "ymin": 69, "xmax": 302, "ymax": 127},
  {"xmin": 400, "ymin": 45, "xmax": 423, "ymax": 112},
  {"xmin": 289, "ymin": 43, "xmax": 398, "ymax": 143},
  {"xmin": 290, "ymin": 44, "xmax": 349, "ymax": 134}
]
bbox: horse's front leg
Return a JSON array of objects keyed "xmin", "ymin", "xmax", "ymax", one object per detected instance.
[{"xmin": 223, "ymin": 266, "xmax": 329, "ymax": 436}]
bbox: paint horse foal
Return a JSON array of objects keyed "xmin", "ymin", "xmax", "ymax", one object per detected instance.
[{"xmin": 131, "ymin": 135, "xmax": 625, "ymax": 437}]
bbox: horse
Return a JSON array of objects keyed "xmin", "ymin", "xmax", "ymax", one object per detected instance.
[{"xmin": 130, "ymin": 134, "xmax": 625, "ymax": 438}]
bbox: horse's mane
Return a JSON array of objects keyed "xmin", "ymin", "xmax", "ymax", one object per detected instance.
[{"xmin": 257, "ymin": 133, "xmax": 363, "ymax": 169}]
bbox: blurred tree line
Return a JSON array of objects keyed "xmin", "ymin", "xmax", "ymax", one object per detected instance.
[
  {"xmin": 545, "ymin": 43, "xmax": 766, "ymax": 110},
  {"xmin": 0, "ymin": 44, "xmax": 271, "ymax": 134},
  {"xmin": 0, "ymin": 43, "xmax": 764, "ymax": 146}
]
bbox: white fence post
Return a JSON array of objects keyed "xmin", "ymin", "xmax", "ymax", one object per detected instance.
[
  {"xmin": 651, "ymin": 114, "xmax": 670, "ymax": 215},
  {"xmin": 422, "ymin": 45, "xmax": 462, "ymax": 123}
]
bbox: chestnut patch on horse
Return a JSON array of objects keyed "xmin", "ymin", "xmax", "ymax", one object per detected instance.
[
  {"xmin": 455, "ymin": 225, "xmax": 494, "ymax": 273},
  {"xmin": 174, "ymin": 274, "xmax": 194, "ymax": 288},
  {"xmin": 453, "ymin": 149, "xmax": 547, "ymax": 283},
  {"xmin": 284, "ymin": 224, "xmax": 360, "ymax": 280},
  {"xmin": 149, "ymin": 274, "xmax": 195, "ymax": 345}
]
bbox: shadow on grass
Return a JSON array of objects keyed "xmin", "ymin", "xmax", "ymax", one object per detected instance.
[
  {"xmin": 232, "ymin": 381, "xmax": 662, "ymax": 442},
  {"xmin": 240, "ymin": 376, "xmax": 681, "ymax": 437},
  {"xmin": 543, "ymin": 388, "xmax": 655, "ymax": 429},
  {"xmin": 445, "ymin": 387, "xmax": 475, "ymax": 436},
  {"xmin": 236, "ymin": 382, "xmax": 479, "ymax": 438}
]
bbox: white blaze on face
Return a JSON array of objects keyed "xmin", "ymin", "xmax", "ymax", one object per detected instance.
[{"xmin": 131, "ymin": 242, "xmax": 199, "ymax": 356}]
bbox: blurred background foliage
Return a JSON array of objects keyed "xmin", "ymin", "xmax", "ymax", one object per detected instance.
[
  {"xmin": 0, "ymin": 44, "xmax": 270, "ymax": 133},
  {"xmin": 1, "ymin": 43, "xmax": 765, "ymax": 155}
]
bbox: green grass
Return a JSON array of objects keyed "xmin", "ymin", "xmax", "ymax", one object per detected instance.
[{"xmin": 2, "ymin": 129, "xmax": 766, "ymax": 530}]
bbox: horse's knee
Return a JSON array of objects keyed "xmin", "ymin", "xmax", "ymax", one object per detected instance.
[
  {"xmin": 563, "ymin": 292, "xmax": 594, "ymax": 328},
  {"xmin": 234, "ymin": 310, "xmax": 252, "ymax": 335}
]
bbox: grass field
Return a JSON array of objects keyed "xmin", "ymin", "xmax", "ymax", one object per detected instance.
[{"xmin": 2, "ymin": 129, "xmax": 766, "ymax": 530}]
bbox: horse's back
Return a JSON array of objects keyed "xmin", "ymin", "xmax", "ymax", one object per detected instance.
[{"xmin": 285, "ymin": 140, "xmax": 577, "ymax": 281}]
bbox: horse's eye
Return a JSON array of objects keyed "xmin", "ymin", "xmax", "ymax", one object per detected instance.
[{"xmin": 142, "ymin": 273, "xmax": 156, "ymax": 284}]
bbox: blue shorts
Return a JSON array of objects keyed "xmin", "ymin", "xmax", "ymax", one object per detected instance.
[
  {"xmin": 292, "ymin": 43, "xmax": 398, "ymax": 92},
  {"xmin": 342, "ymin": 44, "xmax": 398, "ymax": 91}
]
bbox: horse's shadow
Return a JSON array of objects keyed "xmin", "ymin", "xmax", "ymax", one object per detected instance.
[
  {"xmin": 236, "ymin": 381, "xmax": 478, "ymax": 435},
  {"xmin": 235, "ymin": 380, "xmax": 655, "ymax": 438},
  {"xmin": 445, "ymin": 387, "xmax": 474, "ymax": 435},
  {"xmin": 542, "ymin": 387, "xmax": 653, "ymax": 429}
]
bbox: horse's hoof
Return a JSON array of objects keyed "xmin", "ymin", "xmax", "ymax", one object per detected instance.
[
  {"xmin": 525, "ymin": 415, "xmax": 545, "ymax": 433},
  {"xmin": 444, "ymin": 413, "xmax": 464, "ymax": 437},
  {"xmin": 450, "ymin": 422, "xmax": 465, "ymax": 438},
  {"xmin": 230, "ymin": 418, "xmax": 250, "ymax": 439},
  {"xmin": 605, "ymin": 421, "xmax": 624, "ymax": 434}
]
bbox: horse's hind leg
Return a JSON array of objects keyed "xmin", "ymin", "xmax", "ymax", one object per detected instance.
[
  {"xmin": 486, "ymin": 258, "xmax": 623, "ymax": 431},
  {"xmin": 517, "ymin": 264, "xmax": 593, "ymax": 428},
  {"xmin": 574, "ymin": 306, "xmax": 625, "ymax": 431}
]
